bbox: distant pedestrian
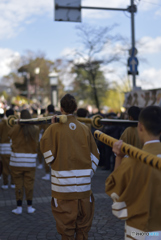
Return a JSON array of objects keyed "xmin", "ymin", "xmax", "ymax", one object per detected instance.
[{"xmin": 39, "ymin": 104, "xmax": 55, "ymax": 180}]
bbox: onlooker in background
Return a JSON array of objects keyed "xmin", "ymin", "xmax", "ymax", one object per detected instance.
[
  {"xmin": 32, "ymin": 108, "xmax": 38, "ymax": 118},
  {"xmin": 98, "ymin": 112, "xmax": 123, "ymax": 171},
  {"xmin": 37, "ymin": 108, "xmax": 46, "ymax": 169},
  {"xmin": 0, "ymin": 108, "xmax": 4, "ymax": 179},
  {"xmin": 0, "ymin": 108, "xmax": 15, "ymax": 189},
  {"xmin": 40, "ymin": 104, "xmax": 55, "ymax": 180},
  {"xmin": 76, "ymin": 108, "xmax": 91, "ymax": 129},
  {"xmin": 0, "ymin": 108, "xmax": 4, "ymax": 122}
]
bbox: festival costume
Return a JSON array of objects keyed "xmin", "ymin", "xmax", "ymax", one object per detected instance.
[
  {"xmin": 40, "ymin": 115, "xmax": 99, "ymax": 239},
  {"xmin": 8, "ymin": 125, "xmax": 39, "ymax": 208},
  {"xmin": 120, "ymin": 126, "xmax": 143, "ymax": 149},
  {"xmin": 105, "ymin": 140, "xmax": 161, "ymax": 240},
  {"xmin": 0, "ymin": 119, "xmax": 14, "ymax": 186}
]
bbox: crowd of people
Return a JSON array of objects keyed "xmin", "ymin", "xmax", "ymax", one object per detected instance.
[{"xmin": 0, "ymin": 93, "xmax": 161, "ymax": 240}]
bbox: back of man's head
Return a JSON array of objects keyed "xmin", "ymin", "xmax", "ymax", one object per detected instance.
[
  {"xmin": 60, "ymin": 94, "xmax": 77, "ymax": 114},
  {"xmin": 6, "ymin": 108, "xmax": 14, "ymax": 118},
  {"xmin": 139, "ymin": 106, "xmax": 161, "ymax": 136},
  {"xmin": 128, "ymin": 106, "xmax": 141, "ymax": 121},
  {"xmin": 47, "ymin": 104, "xmax": 55, "ymax": 113}
]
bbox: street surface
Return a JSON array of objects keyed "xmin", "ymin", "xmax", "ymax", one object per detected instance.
[{"xmin": 0, "ymin": 164, "xmax": 124, "ymax": 240}]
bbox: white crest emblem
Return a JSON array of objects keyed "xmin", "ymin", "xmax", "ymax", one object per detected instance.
[{"xmin": 69, "ymin": 123, "xmax": 76, "ymax": 130}]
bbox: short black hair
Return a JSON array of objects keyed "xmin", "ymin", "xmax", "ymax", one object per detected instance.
[
  {"xmin": 61, "ymin": 94, "xmax": 77, "ymax": 114},
  {"xmin": 47, "ymin": 104, "xmax": 55, "ymax": 113},
  {"xmin": 6, "ymin": 108, "xmax": 14, "ymax": 117},
  {"xmin": 128, "ymin": 106, "xmax": 141, "ymax": 121},
  {"xmin": 21, "ymin": 109, "xmax": 31, "ymax": 119},
  {"xmin": 41, "ymin": 109, "xmax": 45, "ymax": 115},
  {"xmin": 32, "ymin": 108, "xmax": 37, "ymax": 115},
  {"xmin": 139, "ymin": 106, "xmax": 161, "ymax": 136},
  {"xmin": 77, "ymin": 108, "xmax": 88, "ymax": 118}
]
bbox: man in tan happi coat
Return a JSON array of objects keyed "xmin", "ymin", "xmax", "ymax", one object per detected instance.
[
  {"xmin": 105, "ymin": 106, "xmax": 161, "ymax": 240},
  {"xmin": 40, "ymin": 94, "xmax": 99, "ymax": 240},
  {"xmin": 0, "ymin": 108, "xmax": 15, "ymax": 189}
]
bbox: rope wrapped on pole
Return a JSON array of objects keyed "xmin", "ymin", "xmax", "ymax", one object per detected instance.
[{"xmin": 94, "ymin": 130, "xmax": 161, "ymax": 171}]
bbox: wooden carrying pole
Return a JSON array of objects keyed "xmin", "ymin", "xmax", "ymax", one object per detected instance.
[
  {"xmin": 7, "ymin": 115, "xmax": 68, "ymax": 128},
  {"xmin": 7, "ymin": 114, "xmax": 138, "ymax": 129},
  {"xmin": 77, "ymin": 115, "xmax": 138, "ymax": 129},
  {"xmin": 94, "ymin": 130, "xmax": 161, "ymax": 171}
]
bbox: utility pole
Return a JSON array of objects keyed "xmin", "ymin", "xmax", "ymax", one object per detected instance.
[
  {"xmin": 129, "ymin": 0, "xmax": 137, "ymax": 88},
  {"xmin": 55, "ymin": 0, "xmax": 138, "ymax": 90}
]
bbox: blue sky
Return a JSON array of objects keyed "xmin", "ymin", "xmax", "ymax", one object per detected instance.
[{"xmin": 0, "ymin": 0, "xmax": 161, "ymax": 90}]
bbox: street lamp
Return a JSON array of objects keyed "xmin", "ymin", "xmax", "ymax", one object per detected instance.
[
  {"xmin": 48, "ymin": 71, "xmax": 58, "ymax": 107},
  {"xmin": 34, "ymin": 67, "xmax": 40, "ymax": 98}
]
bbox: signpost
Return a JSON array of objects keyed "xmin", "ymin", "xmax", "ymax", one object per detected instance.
[
  {"xmin": 128, "ymin": 56, "xmax": 138, "ymax": 73},
  {"xmin": 55, "ymin": 0, "xmax": 81, "ymax": 22},
  {"xmin": 128, "ymin": 46, "xmax": 139, "ymax": 76}
]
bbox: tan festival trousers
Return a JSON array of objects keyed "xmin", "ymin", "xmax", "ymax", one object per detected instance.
[
  {"xmin": 11, "ymin": 167, "xmax": 36, "ymax": 201},
  {"xmin": 51, "ymin": 193, "xmax": 95, "ymax": 240},
  {"xmin": 1, "ymin": 155, "xmax": 14, "ymax": 185}
]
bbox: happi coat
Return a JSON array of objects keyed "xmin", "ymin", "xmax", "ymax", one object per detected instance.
[
  {"xmin": 105, "ymin": 140, "xmax": 161, "ymax": 240},
  {"xmin": 40, "ymin": 115, "xmax": 99, "ymax": 200}
]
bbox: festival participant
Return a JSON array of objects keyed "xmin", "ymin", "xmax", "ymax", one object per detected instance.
[
  {"xmin": 8, "ymin": 109, "xmax": 39, "ymax": 214},
  {"xmin": 105, "ymin": 106, "xmax": 161, "ymax": 239},
  {"xmin": 40, "ymin": 93, "xmax": 99, "ymax": 240},
  {"xmin": 76, "ymin": 107, "xmax": 91, "ymax": 131},
  {"xmin": 0, "ymin": 108, "xmax": 15, "ymax": 189},
  {"xmin": 120, "ymin": 106, "xmax": 143, "ymax": 149}
]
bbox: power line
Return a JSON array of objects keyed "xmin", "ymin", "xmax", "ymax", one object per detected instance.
[{"xmin": 140, "ymin": 0, "xmax": 161, "ymax": 7}]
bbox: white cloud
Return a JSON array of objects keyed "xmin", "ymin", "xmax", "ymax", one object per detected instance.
[
  {"xmin": 138, "ymin": 68, "xmax": 161, "ymax": 89},
  {"xmin": 0, "ymin": 48, "xmax": 20, "ymax": 78},
  {"xmin": 138, "ymin": 0, "xmax": 160, "ymax": 11},
  {"xmin": 82, "ymin": 0, "xmax": 127, "ymax": 19},
  {"xmin": 60, "ymin": 47, "xmax": 76, "ymax": 58},
  {"xmin": 0, "ymin": 0, "xmax": 53, "ymax": 39},
  {"xmin": 81, "ymin": 0, "xmax": 160, "ymax": 19},
  {"xmin": 0, "ymin": 0, "xmax": 160, "ymax": 40},
  {"xmin": 82, "ymin": 0, "xmax": 128, "ymax": 8},
  {"xmin": 138, "ymin": 36, "xmax": 161, "ymax": 54}
]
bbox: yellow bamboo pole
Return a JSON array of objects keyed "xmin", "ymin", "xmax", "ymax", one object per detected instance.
[{"xmin": 94, "ymin": 130, "xmax": 161, "ymax": 170}]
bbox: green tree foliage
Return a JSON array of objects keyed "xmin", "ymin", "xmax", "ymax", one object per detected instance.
[
  {"xmin": 103, "ymin": 78, "xmax": 132, "ymax": 112},
  {"xmin": 17, "ymin": 51, "xmax": 55, "ymax": 96},
  {"xmin": 71, "ymin": 62, "xmax": 108, "ymax": 106}
]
